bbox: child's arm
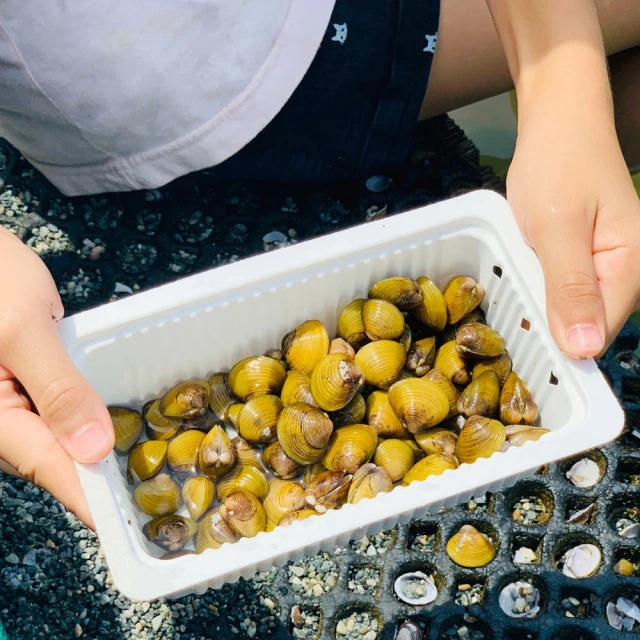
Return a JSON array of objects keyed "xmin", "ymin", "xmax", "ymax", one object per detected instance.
[
  {"xmin": 486, "ymin": 0, "xmax": 640, "ymax": 357},
  {"xmin": 0, "ymin": 226, "xmax": 114, "ymax": 527}
]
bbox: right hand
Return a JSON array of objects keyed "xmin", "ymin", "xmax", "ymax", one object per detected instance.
[{"xmin": 0, "ymin": 227, "xmax": 114, "ymax": 528}]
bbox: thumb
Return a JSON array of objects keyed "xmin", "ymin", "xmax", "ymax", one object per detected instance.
[
  {"xmin": 530, "ymin": 214, "xmax": 606, "ymax": 358},
  {"xmin": 2, "ymin": 309, "xmax": 114, "ymax": 463}
]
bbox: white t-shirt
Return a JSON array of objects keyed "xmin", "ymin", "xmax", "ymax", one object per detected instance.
[{"xmin": 0, "ymin": 1, "xmax": 336, "ymax": 196}]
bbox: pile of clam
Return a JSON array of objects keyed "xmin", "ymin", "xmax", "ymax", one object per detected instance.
[{"xmin": 108, "ymin": 275, "xmax": 547, "ymax": 557}]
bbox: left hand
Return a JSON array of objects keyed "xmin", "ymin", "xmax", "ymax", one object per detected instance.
[{"xmin": 506, "ymin": 108, "xmax": 640, "ymax": 359}]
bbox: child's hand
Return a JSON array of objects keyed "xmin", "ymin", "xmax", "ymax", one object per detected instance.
[
  {"xmin": 507, "ymin": 111, "xmax": 640, "ymax": 358},
  {"xmin": 0, "ymin": 227, "xmax": 114, "ymax": 528}
]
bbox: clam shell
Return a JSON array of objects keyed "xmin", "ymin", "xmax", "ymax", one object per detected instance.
[
  {"xmin": 395, "ymin": 621, "xmax": 423, "ymax": 640},
  {"xmin": 443, "ymin": 275, "xmax": 485, "ymax": 324},
  {"xmin": 127, "ymin": 440, "xmax": 167, "ymax": 484},
  {"xmin": 277, "ymin": 402, "xmax": 334, "ymax": 465},
  {"xmin": 199, "ymin": 424, "xmax": 236, "ymax": 479},
  {"xmin": 457, "ymin": 370, "xmax": 500, "ymax": 418},
  {"xmin": 236, "ymin": 394, "xmax": 283, "ymax": 445},
  {"xmin": 423, "ymin": 369, "xmax": 459, "ymax": 418},
  {"xmin": 354, "ymin": 340, "xmax": 406, "ymax": 390},
  {"xmin": 472, "ymin": 352, "xmax": 512, "ymax": 386},
  {"xmin": 182, "ymin": 476, "xmax": 216, "ymax": 521},
  {"xmin": 330, "ymin": 393, "xmax": 366, "ymax": 428},
  {"xmin": 406, "ymin": 337, "xmax": 436, "ymax": 377},
  {"xmin": 109, "ymin": 406, "xmax": 143, "ymax": 454},
  {"xmin": 498, "ymin": 581, "xmax": 540, "ymax": 619},
  {"xmin": 226, "ymin": 403, "xmax": 243, "ymax": 427},
  {"xmin": 278, "ymin": 509, "xmax": 319, "ymax": 527},
  {"xmin": 167, "ymin": 430, "xmax": 205, "ymax": 479},
  {"xmin": 505, "ymin": 425, "xmax": 550, "ymax": 447},
  {"xmin": 281, "ymin": 370, "xmax": 318, "ymax": 407},
  {"xmin": 219, "ymin": 489, "xmax": 267, "ymax": 538},
  {"xmin": 365, "ymin": 390, "xmax": 411, "ymax": 439},
  {"xmin": 614, "ymin": 558, "xmax": 636, "ymax": 576},
  {"xmin": 402, "ymin": 453, "xmax": 458, "ymax": 485},
  {"xmin": 322, "ymin": 424, "xmax": 378, "ymax": 474},
  {"xmin": 231, "ymin": 436, "xmax": 264, "ymax": 472},
  {"xmin": 228, "ymin": 356, "xmax": 286, "ymax": 402},
  {"xmin": 561, "ymin": 543, "xmax": 601, "ymax": 579},
  {"xmin": 456, "ymin": 324, "xmax": 505, "ymax": 358},
  {"xmin": 362, "ymin": 299, "xmax": 405, "ymax": 341},
  {"xmin": 433, "ymin": 341, "xmax": 471, "ymax": 385},
  {"xmin": 446, "ymin": 524, "xmax": 496, "ymax": 568},
  {"xmin": 281, "ymin": 319, "xmax": 329, "ymax": 375},
  {"xmin": 143, "ymin": 398, "xmax": 182, "ymax": 441},
  {"xmin": 368, "ymin": 276, "xmax": 422, "ymax": 310},
  {"xmin": 387, "ymin": 378, "xmax": 449, "ymax": 434},
  {"xmin": 304, "ymin": 470, "xmax": 351, "ymax": 513},
  {"xmin": 374, "ymin": 439, "xmax": 415, "ymax": 482},
  {"xmin": 195, "ymin": 508, "xmax": 239, "ymax": 552},
  {"xmin": 413, "ymin": 277, "xmax": 447, "ymax": 332},
  {"xmin": 262, "ymin": 441, "xmax": 305, "ymax": 479},
  {"xmin": 329, "ymin": 338, "xmax": 356, "ymax": 359},
  {"xmin": 207, "ymin": 372, "xmax": 236, "ymax": 419},
  {"xmin": 414, "ymin": 428, "xmax": 458, "ymax": 456},
  {"xmin": 565, "ymin": 458, "xmax": 601, "ymax": 488},
  {"xmin": 337, "ymin": 299, "xmax": 368, "ymax": 348},
  {"xmin": 263, "ymin": 478, "xmax": 306, "ymax": 525},
  {"xmin": 396, "ymin": 324, "xmax": 413, "ymax": 352},
  {"xmin": 143, "ymin": 515, "xmax": 197, "ymax": 552},
  {"xmin": 454, "ymin": 415, "xmax": 506, "ymax": 464},
  {"xmin": 160, "ymin": 379, "xmax": 211, "ymax": 419},
  {"xmin": 393, "ymin": 571, "xmax": 438, "ymax": 605},
  {"xmin": 311, "ymin": 354, "xmax": 364, "ymax": 412},
  {"xmin": 500, "ymin": 371, "xmax": 538, "ymax": 425},
  {"xmin": 347, "ymin": 463, "xmax": 393, "ymax": 504},
  {"xmin": 134, "ymin": 473, "xmax": 182, "ymax": 516},
  {"xmin": 217, "ymin": 464, "xmax": 269, "ymax": 502}
]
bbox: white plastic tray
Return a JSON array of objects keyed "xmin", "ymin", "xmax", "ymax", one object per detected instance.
[{"xmin": 59, "ymin": 190, "xmax": 624, "ymax": 602}]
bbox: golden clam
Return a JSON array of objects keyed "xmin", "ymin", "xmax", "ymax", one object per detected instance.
[
  {"xmin": 414, "ymin": 428, "xmax": 458, "ymax": 456},
  {"xmin": 433, "ymin": 341, "xmax": 471, "ymax": 385},
  {"xmin": 414, "ymin": 277, "xmax": 447, "ymax": 332},
  {"xmin": 226, "ymin": 403, "xmax": 243, "ymax": 427},
  {"xmin": 237, "ymin": 394, "xmax": 283, "ymax": 444},
  {"xmin": 217, "ymin": 465, "xmax": 269, "ymax": 502},
  {"xmin": 195, "ymin": 508, "xmax": 239, "ymax": 552},
  {"xmin": 277, "ymin": 402, "xmax": 334, "ymax": 465},
  {"xmin": 304, "ymin": 470, "xmax": 351, "ymax": 513},
  {"xmin": 263, "ymin": 478, "xmax": 306, "ymax": 525},
  {"xmin": 404, "ymin": 439, "xmax": 426, "ymax": 461},
  {"xmin": 500, "ymin": 371, "xmax": 538, "ymax": 425},
  {"xmin": 362, "ymin": 299, "xmax": 405, "ymax": 341},
  {"xmin": 443, "ymin": 276, "xmax": 485, "ymax": 324},
  {"xmin": 457, "ymin": 370, "xmax": 500, "ymax": 418},
  {"xmin": 423, "ymin": 369, "xmax": 460, "ymax": 418},
  {"xmin": 303, "ymin": 461, "xmax": 328, "ymax": 484},
  {"xmin": 348, "ymin": 463, "xmax": 393, "ymax": 504},
  {"xmin": 167, "ymin": 430, "xmax": 205, "ymax": 479},
  {"xmin": 220, "ymin": 490, "xmax": 267, "ymax": 538},
  {"xmin": 109, "ymin": 406, "xmax": 143, "ymax": 454},
  {"xmin": 329, "ymin": 338, "xmax": 356, "ymax": 359},
  {"xmin": 310, "ymin": 354, "xmax": 364, "ymax": 412},
  {"xmin": 354, "ymin": 340, "xmax": 406, "ymax": 390},
  {"xmin": 614, "ymin": 559, "xmax": 636, "ymax": 577},
  {"xmin": 281, "ymin": 319, "xmax": 330, "ymax": 375},
  {"xmin": 387, "ymin": 378, "xmax": 449, "ymax": 434},
  {"xmin": 134, "ymin": 473, "xmax": 182, "ymax": 516},
  {"xmin": 281, "ymin": 370, "xmax": 318, "ymax": 407},
  {"xmin": 456, "ymin": 323, "xmax": 505, "ymax": 358},
  {"xmin": 446, "ymin": 524, "xmax": 496, "ymax": 568},
  {"xmin": 279, "ymin": 509, "xmax": 320, "ymax": 527},
  {"xmin": 183, "ymin": 409, "xmax": 217, "ymax": 433},
  {"xmin": 402, "ymin": 453, "xmax": 458, "ymax": 485},
  {"xmin": 472, "ymin": 351, "xmax": 512, "ymax": 386},
  {"xmin": 322, "ymin": 424, "xmax": 378, "ymax": 474},
  {"xmin": 160, "ymin": 380, "xmax": 211, "ymax": 419},
  {"xmin": 397, "ymin": 324, "xmax": 413, "ymax": 352},
  {"xmin": 182, "ymin": 476, "xmax": 216, "ymax": 521},
  {"xmin": 262, "ymin": 441, "xmax": 305, "ymax": 479},
  {"xmin": 228, "ymin": 356, "xmax": 286, "ymax": 402},
  {"xmin": 127, "ymin": 440, "xmax": 167, "ymax": 484},
  {"xmin": 143, "ymin": 399, "xmax": 182, "ymax": 441},
  {"xmin": 199, "ymin": 424, "xmax": 236, "ymax": 479},
  {"xmin": 207, "ymin": 372, "xmax": 237, "ymax": 419},
  {"xmin": 504, "ymin": 425, "xmax": 550, "ymax": 446},
  {"xmin": 264, "ymin": 347, "xmax": 288, "ymax": 370},
  {"xmin": 368, "ymin": 276, "xmax": 422, "ymax": 310},
  {"xmin": 454, "ymin": 415, "xmax": 506, "ymax": 464},
  {"xmin": 231, "ymin": 436, "xmax": 264, "ymax": 472},
  {"xmin": 365, "ymin": 390, "xmax": 411, "ymax": 439},
  {"xmin": 406, "ymin": 337, "xmax": 436, "ymax": 377},
  {"xmin": 337, "ymin": 299, "xmax": 368, "ymax": 348},
  {"xmin": 143, "ymin": 515, "xmax": 197, "ymax": 552},
  {"xmin": 330, "ymin": 393, "xmax": 366, "ymax": 428},
  {"xmin": 374, "ymin": 439, "xmax": 415, "ymax": 482}
]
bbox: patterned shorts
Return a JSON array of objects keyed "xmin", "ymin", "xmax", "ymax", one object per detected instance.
[{"xmin": 201, "ymin": 0, "xmax": 441, "ymax": 184}]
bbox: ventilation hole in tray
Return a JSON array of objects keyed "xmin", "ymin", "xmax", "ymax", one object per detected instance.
[
  {"xmin": 559, "ymin": 587, "xmax": 596, "ymax": 619},
  {"xmin": 505, "ymin": 481, "xmax": 554, "ymax": 526},
  {"xmin": 289, "ymin": 604, "xmax": 323, "ymax": 640},
  {"xmin": 493, "ymin": 265, "xmax": 503, "ymax": 278},
  {"xmin": 520, "ymin": 318, "xmax": 531, "ymax": 331},
  {"xmin": 607, "ymin": 492, "xmax": 640, "ymax": 537},
  {"xmin": 504, "ymin": 629, "xmax": 538, "ymax": 640},
  {"xmin": 552, "ymin": 533, "xmax": 603, "ymax": 575},
  {"xmin": 407, "ymin": 521, "xmax": 440, "ymax": 554},
  {"xmin": 510, "ymin": 533, "xmax": 543, "ymax": 565},
  {"xmin": 346, "ymin": 564, "xmax": 382, "ymax": 597},
  {"xmin": 438, "ymin": 616, "xmax": 494, "ymax": 640},
  {"xmin": 453, "ymin": 575, "xmax": 486, "ymax": 606},
  {"xmin": 392, "ymin": 561, "xmax": 442, "ymax": 607},
  {"xmin": 613, "ymin": 547, "xmax": 640, "ymax": 577},
  {"xmin": 333, "ymin": 604, "xmax": 383, "ymax": 640},
  {"xmin": 560, "ymin": 450, "xmax": 607, "ymax": 489},
  {"xmin": 549, "ymin": 372, "xmax": 559, "ymax": 386},
  {"xmin": 615, "ymin": 456, "xmax": 640, "ymax": 486},
  {"xmin": 555, "ymin": 627, "xmax": 597, "ymax": 640},
  {"xmin": 565, "ymin": 497, "xmax": 597, "ymax": 525},
  {"xmin": 496, "ymin": 573, "xmax": 548, "ymax": 619}
]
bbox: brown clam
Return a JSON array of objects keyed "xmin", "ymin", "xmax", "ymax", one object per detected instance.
[
  {"xmin": 143, "ymin": 515, "xmax": 197, "ymax": 552},
  {"xmin": 443, "ymin": 276, "xmax": 485, "ymax": 324},
  {"xmin": 217, "ymin": 465, "xmax": 269, "ymax": 502},
  {"xmin": 457, "ymin": 370, "xmax": 500, "ymax": 418},
  {"xmin": 236, "ymin": 394, "xmax": 283, "ymax": 445},
  {"xmin": 433, "ymin": 341, "xmax": 471, "ymax": 385},
  {"xmin": 281, "ymin": 319, "xmax": 330, "ymax": 375},
  {"xmin": 406, "ymin": 337, "xmax": 437, "ymax": 377},
  {"xmin": 199, "ymin": 424, "xmax": 236, "ymax": 479},
  {"xmin": 413, "ymin": 277, "xmax": 447, "ymax": 332},
  {"xmin": 207, "ymin": 372, "xmax": 237, "ymax": 419},
  {"xmin": 262, "ymin": 441, "xmax": 306, "ymax": 479},
  {"xmin": 365, "ymin": 390, "xmax": 411, "ymax": 439},
  {"xmin": 337, "ymin": 299, "xmax": 368, "ymax": 348},
  {"xmin": 368, "ymin": 276, "xmax": 422, "ymax": 310},
  {"xmin": 446, "ymin": 524, "xmax": 496, "ymax": 568},
  {"xmin": 277, "ymin": 402, "xmax": 334, "ymax": 465},
  {"xmin": 182, "ymin": 476, "xmax": 216, "ymax": 521},
  {"xmin": 231, "ymin": 436, "xmax": 264, "ymax": 472},
  {"xmin": 109, "ymin": 406, "xmax": 143, "ymax": 454},
  {"xmin": 402, "ymin": 453, "xmax": 458, "ymax": 485},
  {"xmin": 347, "ymin": 463, "xmax": 393, "ymax": 504},
  {"xmin": 387, "ymin": 378, "xmax": 449, "ymax": 434},
  {"xmin": 362, "ymin": 299, "xmax": 405, "ymax": 341},
  {"xmin": 454, "ymin": 415, "xmax": 506, "ymax": 464},
  {"xmin": 500, "ymin": 371, "xmax": 538, "ymax": 425},
  {"xmin": 160, "ymin": 380, "xmax": 211, "ymax": 419},
  {"xmin": 414, "ymin": 428, "xmax": 458, "ymax": 456},
  {"xmin": 220, "ymin": 490, "xmax": 267, "ymax": 538},
  {"xmin": 456, "ymin": 323, "xmax": 505, "ymax": 358},
  {"xmin": 127, "ymin": 440, "xmax": 167, "ymax": 484},
  {"xmin": 303, "ymin": 461, "xmax": 329, "ymax": 484},
  {"xmin": 330, "ymin": 393, "xmax": 366, "ymax": 428},
  {"xmin": 279, "ymin": 509, "xmax": 320, "ymax": 527},
  {"xmin": 304, "ymin": 470, "xmax": 351, "ymax": 513},
  {"xmin": 397, "ymin": 324, "xmax": 413, "ymax": 352},
  {"xmin": 263, "ymin": 478, "xmax": 306, "ymax": 525},
  {"xmin": 374, "ymin": 439, "xmax": 415, "ymax": 482},
  {"xmin": 195, "ymin": 508, "xmax": 240, "ymax": 552},
  {"xmin": 182, "ymin": 409, "xmax": 217, "ymax": 433},
  {"xmin": 354, "ymin": 340, "xmax": 405, "ymax": 390},
  {"xmin": 167, "ymin": 430, "xmax": 205, "ymax": 480},
  {"xmin": 505, "ymin": 425, "xmax": 550, "ymax": 447},
  {"xmin": 228, "ymin": 356, "xmax": 286, "ymax": 402},
  {"xmin": 472, "ymin": 351, "xmax": 512, "ymax": 386},
  {"xmin": 134, "ymin": 473, "xmax": 182, "ymax": 516},
  {"xmin": 310, "ymin": 354, "xmax": 364, "ymax": 412},
  {"xmin": 143, "ymin": 398, "xmax": 182, "ymax": 441},
  {"xmin": 322, "ymin": 424, "xmax": 378, "ymax": 474},
  {"xmin": 423, "ymin": 369, "xmax": 460, "ymax": 418},
  {"xmin": 281, "ymin": 370, "xmax": 318, "ymax": 407}
]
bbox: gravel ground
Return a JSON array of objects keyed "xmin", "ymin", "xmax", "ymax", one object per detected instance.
[{"xmin": 0, "ymin": 117, "xmax": 503, "ymax": 640}]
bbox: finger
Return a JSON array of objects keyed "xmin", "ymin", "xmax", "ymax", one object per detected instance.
[
  {"xmin": 1, "ymin": 308, "xmax": 114, "ymax": 464},
  {"xmin": 529, "ymin": 210, "xmax": 606, "ymax": 358},
  {"xmin": 0, "ymin": 457, "xmax": 28, "ymax": 481},
  {"xmin": 0, "ymin": 406, "xmax": 95, "ymax": 529}
]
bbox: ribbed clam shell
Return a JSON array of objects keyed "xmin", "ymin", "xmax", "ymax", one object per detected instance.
[{"xmin": 281, "ymin": 319, "xmax": 329, "ymax": 375}]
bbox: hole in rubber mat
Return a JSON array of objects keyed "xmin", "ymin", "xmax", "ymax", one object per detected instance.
[
  {"xmin": 564, "ymin": 496, "xmax": 597, "ymax": 525},
  {"xmin": 496, "ymin": 573, "xmax": 548, "ymax": 620},
  {"xmin": 555, "ymin": 627, "xmax": 597, "ymax": 640},
  {"xmin": 560, "ymin": 450, "xmax": 607, "ymax": 489},
  {"xmin": 289, "ymin": 604, "xmax": 323, "ymax": 640},
  {"xmin": 613, "ymin": 547, "xmax": 640, "ymax": 577},
  {"xmin": 453, "ymin": 575, "xmax": 486, "ymax": 606},
  {"xmin": 549, "ymin": 371, "xmax": 559, "ymax": 386},
  {"xmin": 438, "ymin": 616, "xmax": 494, "ymax": 640},
  {"xmin": 407, "ymin": 521, "xmax": 440, "ymax": 554},
  {"xmin": 604, "ymin": 585, "xmax": 640, "ymax": 633},
  {"xmin": 346, "ymin": 564, "xmax": 382, "ymax": 598},
  {"xmin": 520, "ymin": 318, "xmax": 530, "ymax": 331},
  {"xmin": 623, "ymin": 376, "xmax": 640, "ymax": 403},
  {"xmin": 492, "ymin": 265, "xmax": 502, "ymax": 278},
  {"xmin": 226, "ymin": 588, "xmax": 282, "ymax": 639},
  {"xmin": 332, "ymin": 603, "xmax": 383, "ymax": 640},
  {"xmin": 510, "ymin": 533, "xmax": 543, "ymax": 565},
  {"xmin": 287, "ymin": 552, "xmax": 338, "ymax": 597},
  {"xmin": 349, "ymin": 528, "xmax": 397, "ymax": 557},
  {"xmin": 615, "ymin": 456, "xmax": 640, "ymax": 485},
  {"xmin": 393, "ymin": 617, "xmax": 430, "ymax": 640},
  {"xmin": 392, "ymin": 561, "xmax": 442, "ymax": 607},
  {"xmin": 559, "ymin": 586, "xmax": 597, "ymax": 619},
  {"xmin": 504, "ymin": 629, "xmax": 538, "ymax": 640},
  {"xmin": 607, "ymin": 493, "xmax": 640, "ymax": 537},
  {"xmin": 552, "ymin": 533, "xmax": 603, "ymax": 577},
  {"xmin": 445, "ymin": 520, "xmax": 500, "ymax": 569},
  {"xmin": 463, "ymin": 492, "xmax": 495, "ymax": 514},
  {"xmin": 619, "ymin": 410, "xmax": 640, "ymax": 449},
  {"xmin": 504, "ymin": 481, "xmax": 554, "ymax": 526}
]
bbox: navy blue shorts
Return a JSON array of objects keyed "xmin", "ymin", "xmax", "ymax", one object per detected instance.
[{"xmin": 203, "ymin": 0, "xmax": 441, "ymax": 184}]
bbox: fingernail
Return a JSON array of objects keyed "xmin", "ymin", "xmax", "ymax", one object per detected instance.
[
  {"xmin": 69, "ymin": 422, "xmax": 111, "ymax": 461},
  {"xmin": 566, "ymin": 324, "xmax": 604, "ymax": 354}
]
